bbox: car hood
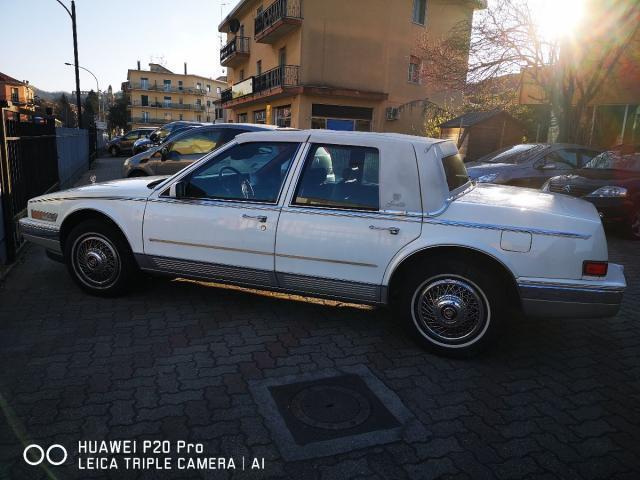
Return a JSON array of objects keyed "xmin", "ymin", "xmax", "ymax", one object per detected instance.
[
  {"xmin": 32, "ymin": 176, "xmax": 169, "ymax": 202},
  {"xmin": 466, "ymin": 162, "xmax": 520, "ymax": 178}
]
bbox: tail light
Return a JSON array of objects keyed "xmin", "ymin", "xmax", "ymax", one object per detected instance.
[{"xmin": 583, "ymin": 261, "xmax": 608, "ymax": 277}]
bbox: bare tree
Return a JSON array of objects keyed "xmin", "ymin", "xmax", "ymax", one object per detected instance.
[{"xmin": 417, "ymin": 0, "xmax": 640, "ymax": 143}]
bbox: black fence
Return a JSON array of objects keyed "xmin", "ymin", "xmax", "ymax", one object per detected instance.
[
  {"xmin": 255, "ymin": 0, "xmax": 302, "ymax": 36},
  {"xmin": 88, "ymin": 125, "xmax": 97, "ymax": 163},
  {"xmin": 0, "ymin": 109, "xmax": 59, "ymax": 262}
]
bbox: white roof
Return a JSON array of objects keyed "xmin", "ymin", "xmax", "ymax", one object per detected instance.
[{"xmin": 234, "ymin": 129, "xmax": 446, "ymax": 147}]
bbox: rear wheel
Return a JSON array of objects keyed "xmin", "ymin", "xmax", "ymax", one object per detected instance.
[
  {"xmin": 398, "ymin": 257, "xmax": 504, "ymax": 357},
  {"xmin": 64, "ymin": 220, "xmax": 136, "ymax": 296}
]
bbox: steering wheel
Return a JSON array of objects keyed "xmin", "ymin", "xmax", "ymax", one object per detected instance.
[{"xmin": 218, "ymin": 166, "xmax": 254, "ymax": 199}]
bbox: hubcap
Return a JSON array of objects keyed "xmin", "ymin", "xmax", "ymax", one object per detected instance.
[
  {"xmin": 72, "ymin": 234, "xmax": 121, "ymax": 289},
  {"xmin": 414, "ymin": 277, "xmax": 487, "ymax": 344}
]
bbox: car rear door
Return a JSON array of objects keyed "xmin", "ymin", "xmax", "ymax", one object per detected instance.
[{"xmin": 274, "ymin": 134, "xmax": 422, "ymax": 303}]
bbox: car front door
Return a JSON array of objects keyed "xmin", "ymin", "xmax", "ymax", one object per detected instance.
[
  {"xmin": 529, "ymin": 148, "xmax": 581, "ymax": 187},
  {"xmin": 153, "ymin": 129, "xmax": 230, "ymax": 176},
  {"xmin": 119, "ymin": 131, "xmax": 139, "ymax": 153},
  {"xmin": 142, "ymin": 140, "xmax": 301, "ymax": 287},
  {"xmin": 274, "ymin": 137, "xmax": 422, "ymax": 303}
]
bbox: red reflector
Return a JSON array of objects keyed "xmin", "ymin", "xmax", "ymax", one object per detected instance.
[{"xmin": 583, "ymin": 261, "xmax": 608, "ymax": 276}]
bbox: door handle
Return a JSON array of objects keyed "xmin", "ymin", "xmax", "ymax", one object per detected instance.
[
  {"xmin": 369, "ymin": 225, "xmax": 400, "ymax": 235},
  {"xmin": 242, "ymin": 214, "xmax": 268, "ymax": 223}
]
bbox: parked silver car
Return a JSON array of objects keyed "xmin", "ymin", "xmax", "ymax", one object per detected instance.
[{"xmin": 122, "ymin": 124, "xmax": 278, "ymax": 177}]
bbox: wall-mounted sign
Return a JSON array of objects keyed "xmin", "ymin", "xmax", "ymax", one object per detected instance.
[{"xmin": 232, "ymin": 78, "xmax": 253, "ymax": 99}]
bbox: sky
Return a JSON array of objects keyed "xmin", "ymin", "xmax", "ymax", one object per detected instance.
[{"xmin": 0, "ymin": 0, "xmax": 238, "ymax": 93}]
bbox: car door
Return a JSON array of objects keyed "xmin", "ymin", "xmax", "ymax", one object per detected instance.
[
  {"xmin": 530, "ymin": 148, "xmax": 581, "ymax": 187},
  {"xmin": 274, "ymin": 136, "xmax": 422, "ymax": 303},
  {"xmin": 142, "ymin": 140, "xmax": 301, "ymax": 287},
  {"xmin": 119, "ymin": 131, "xmax": 139, "ymax": 152},
  {"xmin": 153, "ymin": 129, "xmax": 229, "ymax": 176}
]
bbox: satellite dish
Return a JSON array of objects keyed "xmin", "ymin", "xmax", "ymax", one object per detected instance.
[{"xmin": 229, "ymin": 18, "xmax": 241, "ymax": 33}]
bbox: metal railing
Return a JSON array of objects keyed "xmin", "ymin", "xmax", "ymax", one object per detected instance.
[
  {"xmin": 129, "ymin": 100, "xmax": 205, "ymax": 111},
  {"xmin": 220, "ymin": 36, "xmax": 250, "ymax": 64},
  {"xmin": 255, "ymin": 0, "xmax": 302, "ymax": 37},
  {"xmin": 131, "ymin": 117, "xmax": 170, "ymax": 125},
  {"xmin": 127, "ymin": 83, "xmax": 209, "ymax": 95},
  {"xmin": 221, "ymin": 65, "xmax": 300, "ymax": 104}
]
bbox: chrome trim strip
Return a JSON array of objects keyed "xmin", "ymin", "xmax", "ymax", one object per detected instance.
[
  {"xmin": 148, "ymin": 238, "xmax": 273, "ymax": 256},
  {"xmin": 276, "ymin": 272, "xmax": 380, "ymax": 303},
  {"xmin": 275, "ymin": 253, "xmax": 377, "ymax": 268},
  {"xmin": 31, "ymin": 196, "xmax": 148, "ymax": 203},
  {"xmin": 18, "ymin": 219, "xmax": 62, "ymax": 253},
  {"xmin": 423, "ymin": 218, "xmax": 591, "ymax": 240},
  {"xmin": 425, "ymin": 181, "xmax": 475, "ymax": 217},
  {"xmin": 151, "ymin": 197, "xmax": 281, "ymax": 212},
  {"xmin": 518, "ymin": 283, "xmax": 624, "ymax": 304},
  {"xmin": 282, "ymin": 206, "xmax": 422, "ymax": 223},
  {"xmin": 517, "ymin": 279, "xmax": 625, "ymax": 292}
]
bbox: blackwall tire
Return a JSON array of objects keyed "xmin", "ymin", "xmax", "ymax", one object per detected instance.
[
  {"xmin": 64, "ymin": 220, "xmax": 136, "ymax": 297},
  {"xmin": 398, "ymin": 257, "xmax": 504, "ymax": 357}
]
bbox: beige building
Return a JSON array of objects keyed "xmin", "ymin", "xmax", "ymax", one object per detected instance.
[
  {"xmin": 125, "ymin": 63, "xmax": 227, "ymax": 129},
  {"xmin": 218, "ymin": 0, "xmax": 485, "ymax": 133},
  {"xmin": 0, "ymin": 71, "xmax": 35, "ymax": 114}
]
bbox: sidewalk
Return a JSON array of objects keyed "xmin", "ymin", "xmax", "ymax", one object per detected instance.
[{"xmin": 75, "ymin": 154, "xmax": 125, "ymax": 185}]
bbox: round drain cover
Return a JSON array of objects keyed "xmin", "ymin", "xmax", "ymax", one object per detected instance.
[{"xmin": 290, "ymin": 385, "xmax": 372, "ymax": 430}]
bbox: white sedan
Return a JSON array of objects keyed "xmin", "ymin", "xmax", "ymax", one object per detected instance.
[{"xmin": 19, "ymin": 130, "xmax": 626, "ymax": 356}]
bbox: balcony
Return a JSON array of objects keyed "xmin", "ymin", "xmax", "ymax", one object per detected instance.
[
  {"xmin": 130, "ymin": 117, "xmax": 169, "ymax": 125},
  {"xmin": 128, "ymin": 82, "xmax": 209, "ymax": 95},
  {"xmin": 220, "ymin": 36, "xmax": 250, "ymax": 67},
  {"xmin": 220, "ymin": 65, "xmax": 300, "ymax": 107},
  {"xmin": 129, "ymin": 100, "xmax": 206, "ymax": 111},
  {"xmin": 254, "ymin": 0, "xmax": 302, "ymax": 44}
]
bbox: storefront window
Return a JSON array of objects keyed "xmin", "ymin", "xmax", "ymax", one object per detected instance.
[
  {"xmin": 275, "ymin": 105, "xmax": 292, "ymax": 127},
  {"xmin": 237, "ymin": 113, "xmax": 248, "ymax": 123},
  {"xmin": 311, "ymin": 118, "xmax": 326, "ymax": 129},
  {"xmin": 254, "ymin": 110, "xmax": 266, "ymax": 124}
]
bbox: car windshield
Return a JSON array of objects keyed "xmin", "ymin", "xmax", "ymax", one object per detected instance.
[
  {"xmin": 583, "ymin": 151, "xmax": 640, "ymax": 171},
  {"xmin": 479, "ymin": 144, "xmax": 545, "ymax": 164}
]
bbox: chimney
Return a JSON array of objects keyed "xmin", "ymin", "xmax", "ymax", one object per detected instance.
[
  {"xmin": 184, "ymin": 62, "xmax": 187, "ymax": 75},
  {"xmin": 137, "ymin": 60, "xmax": 141, "ymax": 70}
]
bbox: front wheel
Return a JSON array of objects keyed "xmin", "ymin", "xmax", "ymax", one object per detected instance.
[
  {"xmin": 398, "ymin": 258, "xmax": 503, "ymax": 357},
  {"xmin": 64, "ymin": 220, "xmax": 136, "ymax": 296}
]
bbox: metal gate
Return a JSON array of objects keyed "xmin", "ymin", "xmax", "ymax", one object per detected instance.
[{"xmin": 0, "ymin": 109, "xmax": 59, "ymax": 262}]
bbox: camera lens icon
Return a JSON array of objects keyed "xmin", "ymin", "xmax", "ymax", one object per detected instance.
[{"xmin": 23, "ymin": 444, "xmax": 67, "ymax": 466}]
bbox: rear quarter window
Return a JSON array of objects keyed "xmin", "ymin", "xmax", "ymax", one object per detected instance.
[{"xmin": 442, "ymin": 154, "xmax": 469, "ymax": 191}]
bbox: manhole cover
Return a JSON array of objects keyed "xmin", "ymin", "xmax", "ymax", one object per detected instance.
[
  {"xmin": 290, "ymin": 385, "xmax": 372, "ymax": 430},
  {"xmin": 268, "ymin": 373, "xmax": 400, "ymax": 446}
]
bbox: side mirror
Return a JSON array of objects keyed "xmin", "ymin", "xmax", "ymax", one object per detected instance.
[{"xmin": 174, "ymin": 181, "xmax": 187, "ymax": 198}]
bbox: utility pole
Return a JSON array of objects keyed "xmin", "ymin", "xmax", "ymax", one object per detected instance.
[{"xmin": 55, "ymin": 0, "xmax": 82, "ymax": 128}]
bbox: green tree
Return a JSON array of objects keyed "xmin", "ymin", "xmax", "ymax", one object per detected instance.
[
  {"xmin": 55, "ymin": 93, "xmax": 76, "ymax": 128},
  {"xmin": 107, "ymin": 95, "xmax": 129, "ymax": 133},
  {"xmin": 81, "ymin": 90, "xmax": 99, "ymax": 128}
]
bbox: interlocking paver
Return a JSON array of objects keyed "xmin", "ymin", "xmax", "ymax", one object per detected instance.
[{"xmin": 0, "ymin": 155, "xmax": 638, "ymax": 479}]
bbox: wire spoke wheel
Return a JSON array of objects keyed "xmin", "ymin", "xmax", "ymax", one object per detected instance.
[
  {"xmin": 71, "ymin": 233, "xmax": 121, "ymax": 289},
  {"xmin": 413, "ymin": 276, "xmax": 489, "ymax": 346}
]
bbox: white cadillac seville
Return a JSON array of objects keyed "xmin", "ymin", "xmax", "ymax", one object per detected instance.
[{"xmin": 19, "ymin": 130, "xmax": 626, "ymax": 355}]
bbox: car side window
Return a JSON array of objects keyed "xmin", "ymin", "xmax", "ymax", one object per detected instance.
[
  {"xmin": 185, "ymin": 142, "xmax": 299, "ymax": 203},
  {"xmin": 167, "ymin": 130, "xmax": 225, "ymax": 158},
  {"xmin": 293, "ymin": 144, "xmax": 380, "ymax": 211},
  {"xmin": 124, "ymin": 131, "xmax": 137, "ymax": 140},
  {"xmin": 579, "ymin": 149, "xmax": 600, "ymax": 166},
  {"xmin": 545, "ymin": 149, "xmax": 579, "ymax": 169}
]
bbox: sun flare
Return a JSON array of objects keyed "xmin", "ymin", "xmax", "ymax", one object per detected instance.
[{"xmin": 532, "ymin": 0, "xmax": 586, "ymax": 40}]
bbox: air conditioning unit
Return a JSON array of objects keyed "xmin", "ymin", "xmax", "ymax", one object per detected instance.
[{"xmin": 386, "ymin": 107, "xmax": 399, "ymax": 121}]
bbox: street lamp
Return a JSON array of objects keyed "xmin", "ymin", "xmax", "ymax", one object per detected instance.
[
  {"xmin": 65, "ymin": 62, "xmax": 100, "ymax": 122},
  {"xmin": 54, "ymin": 0, "xmax": 82, "ymax": 128}
]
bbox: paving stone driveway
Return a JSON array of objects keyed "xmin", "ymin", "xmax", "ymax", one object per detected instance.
[{"xmin": 0, "ymin": 157, "xmax": 638, "ymax": 479}]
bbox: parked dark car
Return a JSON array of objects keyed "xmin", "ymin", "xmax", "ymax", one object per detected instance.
[
  {"xmin": 122, "ymin": 124, "xmax": 278, "ymax": 178},
  {"xmin": 106, "ymin": 127, "xmax": 156, "ymax": 157},
  {"xmin": 132, "ymin": 125, "xmax": 200, "ymax": 155},
  {"xmin": 543, "ymin": 149, "xmax": 640, "ymax": 239},
  {"xmin": 466, "ymin": 143, "xmax": 602, "ymax": 188}
]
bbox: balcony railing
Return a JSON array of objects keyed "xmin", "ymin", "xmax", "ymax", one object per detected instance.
[
  {"xmin": 128, "ymin": 83, "xmax": 209, "ymax": 95},
  {"xmin": 221, "ymin": 65, "xmax": 300, "ymax": 105},
  {"xmin": 254, "ymin": 0, "xmax": 302, "ymax": 42},
  {"xmin": 220, "ymin": 36, "xmax": 250, "ymax": 66},
  {"xmin": 130, "ymin": 100, "xmax": 206, "ymax": 111},
  {"xmin": 131, "ymin": 117, "xmax": 170, "ymax": 125}
]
